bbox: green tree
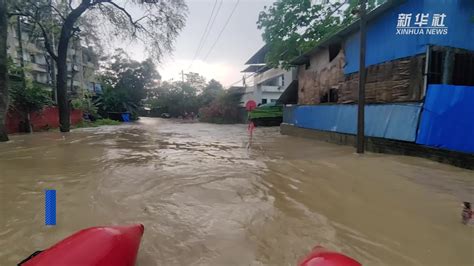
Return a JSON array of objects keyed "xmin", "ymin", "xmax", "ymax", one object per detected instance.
[
  {"xmin": 149, "ymin": 81, "xmax": 199, "ymax": 117},
  {"xmin": 0, "ymin": 0, "xmax": 8, "ymax": 141},
  {"xmin": 199, "ymin": 88, "xmax": 243, "ymax": 124},
  {"xmin": 8, "ymin": 72, "xmax": 51, "ymax": 132},
  {"xmin": 97, "ymin": 51, "xmax": 161, "ymax": 119},
  {"xmin": 9, "ymin": 0, "xmax": 187, "ymax": 132},
  {"xmin": 185, "ymin": 72, "xmax": 206, "ymax": 91},
  {"xmin": 199, "ymin": 79, "xmax": 223, "ymax": 106},
  {"xmin": 146, "ymin": 72, "xmax": 211, "ymax": 117},
  {"xmin": 71, "ymin": 92, "xmax": 98, "ymax": 118},
  {"xmin": 257, "ymin": 0, "xmax": 381, "ymax": 68}
]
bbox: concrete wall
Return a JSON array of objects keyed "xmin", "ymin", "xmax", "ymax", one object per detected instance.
[
  {"xmin": 308, "ymin": 47, "xmax": 331, "ymax": 72},
  {"xmin": 253, "ymin": 67, "xmax": 296, "ymax": 86},
  {"xmin": 298, "ymin": 48, "xmax": 346, "ymax": 104},
  {"xmin": 6, "ymin": 107, "xmax": 83, "ymax": 133}
]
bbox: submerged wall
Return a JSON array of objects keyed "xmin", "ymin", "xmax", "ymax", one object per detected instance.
[
  {"xmin": 6, "ymin": 106, "xmax": 83, "ymax": 134},
  {"xmin": 287, "ymin": 103, "xmax": 422, "ymax": 142},
  {"xmin": 284, "ymin": 85, "xmax": 474, "ymax": 154}
]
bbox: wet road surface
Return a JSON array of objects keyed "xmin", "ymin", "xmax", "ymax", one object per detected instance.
[{"xmin": 0, "ymin": 117, "xmax": 473, "ymax": 265}]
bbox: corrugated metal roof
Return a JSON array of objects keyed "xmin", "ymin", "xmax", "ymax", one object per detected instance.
[
  {"xmin": 291, "ymin": 0, "xmax": 405, "ymax": 65},
  {"xmin": 241, "ymin": 65, "xmax": 270, "ymax": 73},
  {"xmin": 244, "ymin": 45, "xmax": 270, "ymax": 65}
]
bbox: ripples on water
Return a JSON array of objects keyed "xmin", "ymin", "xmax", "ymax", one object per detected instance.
[{"xmin": 0, "ymin": 118, "xmax": 473, "ymax": 265}]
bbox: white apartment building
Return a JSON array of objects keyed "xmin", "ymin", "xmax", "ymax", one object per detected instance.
[
  {"xmin": 6, "ymin": 20, "xmax": 100, "ymax": 98},
  {"xmin": 241, "ymin": 45, "xmax": 297, "ymax": 106}
]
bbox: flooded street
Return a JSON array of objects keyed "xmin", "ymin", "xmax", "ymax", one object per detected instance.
[{"xmin": 0, "ymin": 117, "xmax": 473, "ymax": 265}]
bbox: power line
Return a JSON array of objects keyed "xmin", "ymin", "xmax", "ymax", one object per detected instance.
[
  {"xmin": 199, "ymin": 0, "xmax": 223, "ymax": 54},
  {"xmin": 203, "ymin": 0, "xmax": 240, "ymax": 61},
  {"xmin": 188, "ymin": 0, "xmax": 222, "ymax": 70},
  {"xmin": 187, "ymin": 0, "xmax": 223, "ymax": 70}
]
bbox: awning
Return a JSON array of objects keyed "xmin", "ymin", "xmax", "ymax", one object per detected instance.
[
  {"xmin": 241, "ymin": 65, "xmax": 270, "ymax": 73},
  {"xmin": 245, "ymin": 45, "xmax": 270, "ymax": 65}
]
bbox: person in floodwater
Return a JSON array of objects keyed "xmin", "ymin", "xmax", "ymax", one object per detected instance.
[{"xmin": 462, "ymin": 202, "xmax": 472, "ymax": 224}]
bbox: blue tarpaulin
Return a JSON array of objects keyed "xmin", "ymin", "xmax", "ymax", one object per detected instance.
[
  {"xmin": 121, "ymin": 113, "xmax": 130, "ymax": 122},
  {"xmin": 344, "ymin": 0, "xmax": 474, "ymax": 73},
  {"xmin": 416, "ymin": 85, "xmax": 474, "ymax": 154},
  {"xmin": 292, "ymin": 103, "xmax": 422, "ymax": 142}
]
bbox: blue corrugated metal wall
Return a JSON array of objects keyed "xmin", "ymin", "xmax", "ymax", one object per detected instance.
[
  {"xmin": 291, "ymin": 103, "xmax": 422, "ymax": 142},
  {"xmin": 416, "ymin": 85, "xmax": 474, "ymax": 154},
  {"xmin": 284, "ymin": 87, "xmax": 474, "ymax": 153},
  {"xmin": 344, "ymin": 0, "xmax": 474, "ymax": 74}
]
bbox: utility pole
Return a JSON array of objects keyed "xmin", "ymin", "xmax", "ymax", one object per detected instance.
[
  {"xmin": 356, "ymin": 0, "xmax": 367, "ymax": 154},
  {"xmin": 181, "ymin": 70, "xmax": 184, "ymax": 83}
]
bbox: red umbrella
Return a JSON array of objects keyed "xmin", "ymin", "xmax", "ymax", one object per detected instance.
[{"xmin": 245, "ymin": 100, "xmax": 257, "ymax": 111}]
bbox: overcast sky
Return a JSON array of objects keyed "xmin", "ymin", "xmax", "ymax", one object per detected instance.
[{"xmin": 120, "ymin": 0, "xmax": 274, "ymax": 87}]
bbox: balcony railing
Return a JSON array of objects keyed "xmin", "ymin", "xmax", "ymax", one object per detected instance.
[
  {"xmin": 28, "ymin": 62, "xmax": 48, "ymax": 72},
  {"xmin": 260, "ymin": 85, "xmax": 281, "ymax": 92}
]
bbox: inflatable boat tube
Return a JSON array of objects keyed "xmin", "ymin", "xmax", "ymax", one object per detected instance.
[
  {"xmin": 20, "ymin": 224, "xmax": 144, "ymax": 266},
  {"xmin": 299, "ymin": 246, "xmax": 362, "ymax": 266}
]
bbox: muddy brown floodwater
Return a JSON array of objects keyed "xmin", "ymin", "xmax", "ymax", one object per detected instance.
[{"xmin": 0, "ymin": 117, "xmax": 473, "ymax": 265}]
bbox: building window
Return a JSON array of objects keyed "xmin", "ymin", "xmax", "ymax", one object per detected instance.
[
  {"xmin": 262, "ymin": 99, "xmax": 267, "ymax": 104},
  {"xmin": 329, "ymin": 43, "xmax": 341, "ymax": 62},
  {"xmin": 428, "ymin": 50, "xmax": 443, "ymax": 84},
  {"xmin": 270, "ymin": 99, "xmax": 277, "ymax": 103},
  {"xmin": 29, "ymin": 54, "xmax": 36, "ymax": 63},
  {"xmin": 281, "ymin": 74, "xmax": 285, "ymax": 87},
  {"xmin": 320, "ymin": 88, "xmax": 338, "ymax": 103},
  {"xmin": 428, "ymin": 48, "xmax": 474, "ymax": 86},
  {"xmin": 94, "ymin": 83, "xmax": 103, "ymax": 93},
  {"xmin": 453, "ymin": 52, "xmax": 474, "ymax": 85}
]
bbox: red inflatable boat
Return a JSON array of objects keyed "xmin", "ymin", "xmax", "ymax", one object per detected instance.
[
  {"xmin": 20, "ymin": 224, "xmax": 359, "ymax": 266},
  {"xmin": 299, "ymin": 246, "xmax": 362, "ymax": 266},
  {"xmin": 19, "ymin": 224, "xmax": 144, "ymax": 266}
]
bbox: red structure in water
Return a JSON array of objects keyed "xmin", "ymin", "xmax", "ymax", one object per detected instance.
[
  {"xmin": 299, "ymin": 246, "xmax": 361, "ymax": 266},
  {"xmin": 20, "ymin": 224, "xmax": 144, "ymax": 266},
  {"xmin": 6, "ymin": 106, "xmax": 83, "ymax": 134}
]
